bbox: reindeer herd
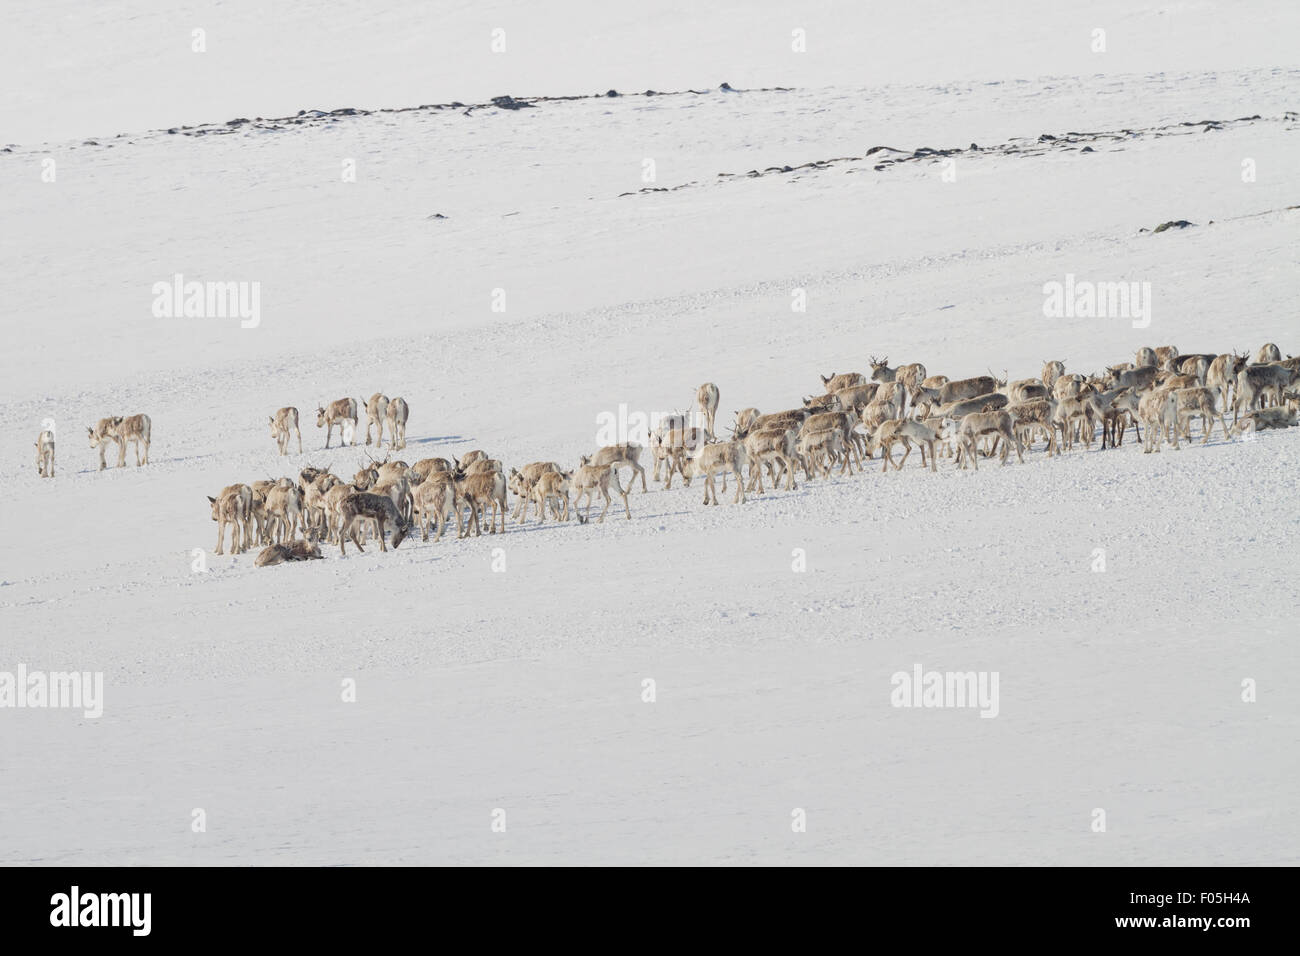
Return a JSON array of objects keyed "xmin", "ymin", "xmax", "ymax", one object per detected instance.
[{"xmin": 31, "ymin": 345, "xmax": 1299, "ymax": 567}]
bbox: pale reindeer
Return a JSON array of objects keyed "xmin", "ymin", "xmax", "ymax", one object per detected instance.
[
  {"xmin": 1168, "ymin": 386, "xmax": 1230, "ymax": 443},
  {"xmin": 87, "ymin": 414, "xmax": 151, "ymax": 469},
  {"xmin": 682, "ymin": 440, "xmax": 747, "ymax": 505},
  {"xmin": 1040, "ymin": 361, "xmax": 1066, "ymax": 392},
  {"xmin": 509, "ymin": 461, "xmax": 563, "ymax": 522},
  {"xmin": 316, "ymin": 398, "xmax": 358, "ymax": 448},
  {"xmin": 743, "ymin": 427, "xmax": 799, "ymax": 493},
  {"xmin": 208, "ymin": 484, "xmax": 253, "ymax": 555},
  {"xmin": 869, "ymin": 418, "xmax": 938, "ymax": 473},
  {"xmin": 583, "ymin": 443, "xmax": 648, "ymax": 493},
  {"xmin": 947, "ymin": 411, "xmax": 1023, "ymax": 469},
  {"xmin": 1135, "ymin": 347, "xmax": 1158, "ymax": 368},
  {"xmin": 1139, "ymin": 387, "xmax": 1181, "ymax": 453},
  {"xmin": 264, "ymin": 479, "xmax": 304, "ymax": 543},
  {"xmin": 363, "ymin": 393, "xmax": 390, "ymax": 446},
  {"xmin": 385, "ymin": 397, "xmax": 409, "ymax": 449},
  {"xmin": 795, "ymin": 428, "xmax": 847, "ymax": 479},
  {"xmin": 1254, "ymin": 343, "xmax": 1282, "ymax": 365},
  {"xmin": 413, "ymin": 473, "xmax": 462, "ymax": 542},
  {"xmin": 529, "ymin": 471, "xmax": 572, "ymax": 523},
  {"xmin": 269, "ymin": 407, "xmax": 302, "ymax": 455},
  {"xmin": 456, "ymin": 470, "xmax": 509, "ymax": 536},
  {"xmin": 696, "ymin": 383, "xmax": 719, "ymax": 438},
  {"xmin": 820, "ymin": 371, "xmax": 867, "ymax": 393},
  {"xmin": 569, "ymin": 462, "xmax": 630, "ymax": 523},
  {"xmin": 35, "ymin": 429, "xmax": 55, "ymax": 478}
]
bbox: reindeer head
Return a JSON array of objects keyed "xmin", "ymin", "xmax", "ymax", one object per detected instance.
[
  {"xmin": 86, "ymin": 426, "xmax": 97, "ymax": 446},
  {"xmin": 820, "ymin": 373, "xmax": 834, "ymax": 386},
  {"xmin": 316, "ymin": 406, "xmax": 327, "ymax": 427}
]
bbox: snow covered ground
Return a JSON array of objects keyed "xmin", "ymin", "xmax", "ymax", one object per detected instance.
[{"xmin": 1, "ymin": 2, "xmax": 1298, "ymax": 865}]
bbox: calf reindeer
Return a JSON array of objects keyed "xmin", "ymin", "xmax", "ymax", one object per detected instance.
[
  {"xmin": 35, "ymin": 429, "xmax": 55, "ymax": 478},
  {"xmin": 269, "ymin": 407, "xmax": 302, "ymax": 455},
  {"xmin": 509, "ymin": 461, "xmax": 563, "ymax": 522},
  {"xmin": 317, "ymin": 398, "xmax": 358, "ymax": 448},
  {"xmin": 696, "ymin": 383, "xmax": 720, "ymax": 438},
  {"xmin": 385, "ymin": 397, "xmax": 409, "ymax": 449},
  {"xmin": 363, "ymin": 393, "xmax": 390, "ymax": 446},
  {"xmin": 684, "ymin": 440, "xmax": 747, "ymax": 505},
  {"xmin": 570, "ymin": 463, "xmax": 631, "ymax": 523},
  {"xmin": 255, "ymin": 540, "xmax": 323, "ymax": 567},
  {"xmin": 88, "ymin": 414, "xmax": 151, "ymax": 468},
  {"xmin": 339, "ymin": 492, "xmax": 408, "ymax": 555},
  {"xmin": 529, "ymin": 471, "xmax": 572, "ymax": 523},
  {"xmin": 208, "ymin": 484, "xmax": 253, "ymax": 555}
]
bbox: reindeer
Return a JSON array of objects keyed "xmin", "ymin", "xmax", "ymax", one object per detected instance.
[
  {"xmin": 743, "ymin": 427, "xmax": 799, "ymax": 493},
  {"xmin": 583, "ymin": 443, "xmax": 648, "ymax": 493},
  {"xmin": 1135, "ymin": 347, "xmax": 1158, "ymax": 368},
  {"xmin": 1207, "ymin": 352, "xmax": 1248, "ymax": 413},
  {"xmin": 1254, "ymin": 343, "xmax": 1282, "ymax": 365},
  {"xmin": 696, "ymin": 383, "xmax": 720, "ymax": 438},
  {"xmin": 208, "ymin": 484, "xmax": 253, "ymax": 555},
  {"xmin": 35, "ymin": 429, "xmax": 55, "ymax": 478},
  {"xmin": 1154, "ymin": 345, "xmax": 1181, "ymax": 370},
  {"xmin": 529, "ymin": 471, "xmax": 572, "ymax": 523},
  {"xmin": 409, "ymin": 458, "xmax": 453, "ymax": 484},
  {"xmin": 651, "ymin": 428, "xmax": 710, "ymax": 488},
  {"xmin": 299, "ymin": 470, "xmax": 339, "ymax": 541},
  {"xmin": 269, "ymin": 407, "xmax": 302, "ymax": 455},
  {"xmin": 1233, "ymin": 406, "xmax": 1298, "ymax": 433},
  {"xmin": 1104, "ymin": 365, "xmax": 1159, "ymax": 392},
  {"xmin": 820, "ymin": 372, "xmax": 867, "ymax": 393},
  {"xmin": 316, "ymin": 398, "xmax": 358, "ymax": 448},
  {"xmin": 508, "ymin": 461, "xmax": 563, "ymax": 522},
  {"xmin": 338, "ymin": 492, "xmax": 409, "ymax": 555},
  {"xmin": 947, "ymin": 411, "xmax": 1023, "ymax": 470},
  {"xmin": 804, "ymin": 409, "xmax": 864, "ymax": 467},
  {"xmin": 938, "ymin": 375, "xmax": 999, "ymax": 406},
  {"xmin": 385, "ymin": 397, "xmax": 409, "ymax": 449},
  {"xmin": 1040, "ymin": 361, "xmax": 1066, "ymax": 392},
  {"xmin": 795, "ymin": 428, "xmax": 847, "ymax": 480},
  {"xmin": 870, "ymin": 358, "xmax": 926, "ymax": 416},
  {"xmin": 1139, "ymin": 387, "xmax": 1181, "ymax": 453},
  {"xmin": 1006, "ymin": 400, "xmax": 1058, "ymax": 455},
  {"xmin": 88, "ymin": 415, "xmax": 151, "ymax": 468},
  {"xmin": 264, "ymin": 479, "xmax": 304, "ymax": 543},
  {"xmin": 1236, "ymin": 364, "xmax": 1298, "ymax": 417},
  {"xmin": 413, "ymin": 473, "xmax": 462, "ymax": 542},
  {"xmin": 569, "ymin": 462, "xmax": 630, "ymax": 523},
  {"xmin": 683, "ymin": 440, "xmax": 747, "ymax": 504},
  {"xmin": 834, "ymin": 383, "xmax": 882, "ymax": 413},
  {"xmin": 1051, "ymin": 394, "xmax": 1104, "ymax": 451},
  {"xmin": 803, "ymin": 393, "xmax": 842, "ymax": 410},
  {"xmin": 456, "ymin": 470, "xmax": 509, "ymax": 536},
  {"xmin": 255, "ymin": 540, "xmax": 323, "ymax": 567},
  {"xmin": 1169, "ymin": 386, "xmax": 1230, "ymax": 443},
  {"xmin": 869, "ymin": 418, "xmax": 938, "ymax": 473},
  {"xmin": 363, "ymin": 393, "xmax": 390, "ymax": 446}
]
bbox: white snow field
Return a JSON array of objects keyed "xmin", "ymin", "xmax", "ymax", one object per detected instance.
[{"xmin": 2, "ymin": 3, "xmax": 1299, "ymax": 865}]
